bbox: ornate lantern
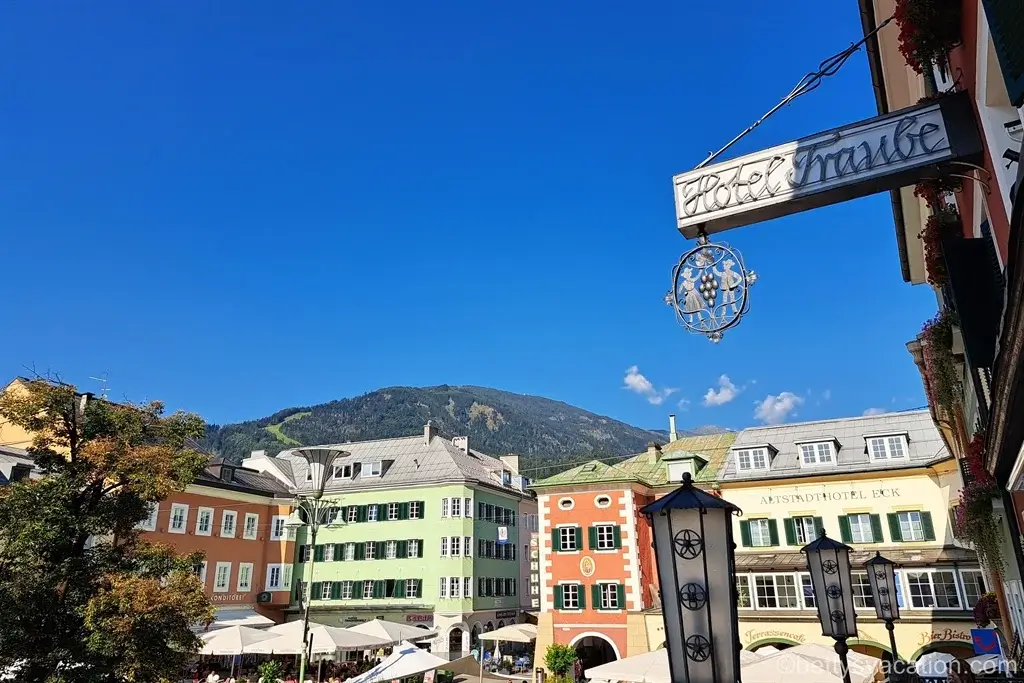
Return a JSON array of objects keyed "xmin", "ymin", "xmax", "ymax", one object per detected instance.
[
  {"xmin": 802, "ymin": 530, "xmax": 857, "ymax": 683},
  {"xmin": 642, "ymin": 472, "xmax": 741, "ymax": 683},
  {"xmin": 865, "ymin": 552, "xmax": 902, "ymax": 677}
]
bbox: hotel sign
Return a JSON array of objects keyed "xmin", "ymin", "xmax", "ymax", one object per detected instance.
[{"xmin": 673, "ymin": 91, "xmax": 982, "ymax": 238}]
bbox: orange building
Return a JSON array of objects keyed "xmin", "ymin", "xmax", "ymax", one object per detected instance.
[
  {"xmin": 531, "ymin": 424, "xmax": 736, "ymax": 670},
  {"xmin": 140, "ymin": 458, "xmax": 296, "ymax": 629}
]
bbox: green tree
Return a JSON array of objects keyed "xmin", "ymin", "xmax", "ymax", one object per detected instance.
[
  {"xmin": 0, "ymin": 379, "xmax": 215, "ymax": 682},
  {"xmin": 543, "ymin": 643, "xmax": 578, "ymax": 682},
  {"xmin": 256, "ymin": 659, "xmax": 284, "ymax": 683}
]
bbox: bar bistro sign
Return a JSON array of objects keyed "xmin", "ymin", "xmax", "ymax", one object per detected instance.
[{"xmin": 673, "ymin": 90, "xmax": 982, "ymax": 238}]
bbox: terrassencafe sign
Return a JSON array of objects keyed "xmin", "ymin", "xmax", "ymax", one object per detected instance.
[{"xmin": 673, "ymin": 90, "xmax": 982, "ymax": 238}]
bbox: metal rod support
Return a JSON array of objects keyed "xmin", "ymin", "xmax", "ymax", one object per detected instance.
[{"xmin": 834, "ymin": 637, "xmax": 853, "ymax": 683}]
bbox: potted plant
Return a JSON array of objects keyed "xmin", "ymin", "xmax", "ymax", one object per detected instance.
[
  {"xmin": 954, "ymin": 433, "xmax": 1005, "ymax": 572},
  {"xmin": 914, "ymin": 176, "xmax": 963, "ymax": 211},
  {"xmin": 894, "ymin": 0, "xmax": 963, "ymax": 73},
  {"xmin": 921, "ymin": 308, "xmax": 961, "ymax": 414},
  {"xmin": 919, "ymin": 208, "xmax": 961, "ymax": 287}
]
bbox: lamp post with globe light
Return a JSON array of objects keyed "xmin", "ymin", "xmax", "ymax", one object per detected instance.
[
  {"xmin": 285, "ymin": 447, "xmax": 350, "ymax": 683},
  {"xmin": 802, "ymin": 530, "xmax": 858, "ymax": 683}
]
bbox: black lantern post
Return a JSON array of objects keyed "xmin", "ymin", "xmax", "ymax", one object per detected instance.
[
  {"xmin": 865, "ymin": 552, "xmax": 901, "ymax": 681},
  {"xmin": 641, "ymin": 472, "xmax": 742, "ymax": 683},
  {"xmin": 802, "ymin": 530, "xmax": 857, "ymax": 683}
]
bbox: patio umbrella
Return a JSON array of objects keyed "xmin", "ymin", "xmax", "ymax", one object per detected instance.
[
  {"xmin": 347, "ymin": 618, "xmax": 437, "ymax": 645},
  {"xmin": 584, "ymin": 647, "xmax": 825, "ymax": 683},
  {"xmin": 200, "ymin": 625, "xmax": 279, "ymax": 655},
  {"xmin": 344, "ymin": 641, "xmax": 451, "ymax": 683},
  {"xmin": 248, "ymin": 621, "xmax": 390, "ymax": 655},
  {"xmin": 476, "ymin": 624, "xmax": 537, "ymax": 683}
]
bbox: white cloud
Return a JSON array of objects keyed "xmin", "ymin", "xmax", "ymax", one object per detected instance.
[
  {"xmin": 703, "ymin": 375, "xmax": 740, "ymax": 407},
  {"xmin": 862, "ymin": 407, "xmax": 886, "ymax": 416},
  {"xmin": 753, "ymin": 392, "xmax": 805, "ymax": 425},
  {"xmin": 623, "ymin": 366, "xmax": 678, "ymax": 406},
  {"xmin": 677, "ymin": 398, "xmax": 691, "ymax": 411},
  {"xmin": 823, "ymin": 389, "xmax": 832, "ymax": 401}
]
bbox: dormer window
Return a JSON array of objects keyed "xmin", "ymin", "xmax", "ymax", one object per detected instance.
[
  {"xmin": 333, "ymin": 464, "xmax": 353, "ymax": 479},
  {"xmin": 363, "ymin": 461, "xmax": 382, "ymax": 477},
  {"xmin": 798, "ymin": 441, "xmax": 836, "ymax": 467},
  {"xmin": 668, "ymin": 460, "xmax": 695, "ymax": 482},
  {"xmin": 865, "ymin": 434, "xmax": 909, "ymax": 461},
  {"xmin": 735, "ymin": 447, "xmax": 771, "ymax": 472},
  {"xmin": 501, "ymin": 470, "xmax": 512, "ymax": 487}
]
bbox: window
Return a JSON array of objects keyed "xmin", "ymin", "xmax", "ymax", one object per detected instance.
[
  {"xmin": 385, "ymin": 541, "xmax": 397, "ymax": 559},
  {"xmin": 800, "ymin": 573, "xmax": 816, "ymax": 608},
  {"xmin": 406, "ymin": 579, "xmax": 421, "ymax": 598},
  {"xmin": 387, "ymin": 503, "xmax": 399, "ymax": 521},
  {"xmin": 800, "ymin": 442, "xmax": 835, "ymax": 466},
  {"xmin": 735, "ymin": 448, "xmax": 769, "ymax": 472},
  {"xmin": 195, "ymin": 561, "xmax": 208, "ymax": 586},
  {"xmin": 237, "ymin": 563, "xmax": 253, "ymax": 592},
  {"xmin": 439, "ymin": 577, "xmax": 448, "ymax": 599},
  {"xmin": 451, "ymin": 536, "xmax": 462, "ymax": 557},
  {"xmin": 364, "ymin": 462, "xmax": 382, "ymax": 477},
  {"xmin": 344, "ymin": 543, "xmax": 356, "ymax": 561},
  {"xmin": 365, "ymin": 542, "xmax": 376, "ymax": 560},
  {"xmin": 451, "ymin": 497, "xmax": 462, "ymax": 517},
  {"xmin": 753, "ymin": 574, "xmax": 800, "ymax": 609},
  {"xmin": 442, "ymin": 498, "xmax": 450, "ymax": 518},
  {"xmin": 440, "ymin": 537, "xmax": 449, "ymax": 557},
  {"xmin": 347, "ymin": 506, "xmax": 359, "ymax": 523},
  {"xmin": 464, "ymin": 577, "xmax": 472, "ymax": 598},
  {"xmin": 298, "ymin": 545, "xmax": 312, "ymax": 562},
  {"xmin": 266, "ymin": 563, "xmax": 291, "ymax": 591},
  {"xmin": 407, "ymin": 539, "xmax": 420, "ymax": 558},
  {"xmin": 485, "ymin": 503, "xmax": 494, "ymax": 521},
  {"xmin": 465, "ymin": 536, "xmax": 472, "ymax": 557},
  {"xmin": 962, "ymin": 570, "xmax": 987, "ymax": 607},
  {"xmin": 136, "ymin": 503, "xmax": 159, "ymax": 531},
  {"xmin": 221, "ymin": 511, "xmax": 237, "ymax": 538},
  {"xmin": 737, "ymin": 575, "xmax": 752, "ymax": 608},
  {"xmin": 465, "ymin": 498, "xmax": 473, "ymax": 517},
  {"xmin": 333, "ymin": 464, "xmax": 352, "ymax": 479},
  {"xmin": 851, "ymin": 571, "xmax": 875, "ymax": 609},
  {"xmin": 595, "ymin": 495, "xmax": 611, "ymax": 508},
  {"xmin": 243, "ymin": 513, "xmax": 259, "ymax": 540},
  {"xmin": 319, "ymin": 582, "xmax": 332, "ymax": 600},
  {"xmin": 367, "ymin": 505, "xmax": 378, "ymax": 522},
  {"xmin": 598, "ymin": 583, "xmax": 621, "ymax": 610},
  {"xmin": 557, "ymin": 526, "xmax": 579, "ymax": 552},
  {"xmin": 558, "ymin": 498, "xmax": 575, "ymax": 510},
  {"xmin": 195, "ymin": 507, "xmax": 213, "ymax": 536},
  {"xmin": 486, "ymin": 578, "xmax": 494, "ymax": 596},
  {"xmin": 848, "ymin": 514, "xmax": 877, "ymax": 543},
  {"xmin": 748, "ymin": 519, "xmax": 774, "ymax": 547},
  {"xmin": 595, "ymin": 524, "xmax": 618, "ymax": 550},
  {"xmin": 560, "ymin": 583, "xmax": 581, "ymax": 610},
  {"xmin": 898, "ymin": 511, "xmax": 926, "ymax": 542},
  {"xmin": 323, "ymin": 544, "xmax": 335, "ymax": 562},
  {"xmin": 410, "ymin": 501, "xmax": 422, "ymax": 519},
  {"xmin": 906, "ymin": 570, "xmax": 961, "ymax": 609},
  {"xmin": 793, "ymin": 516, "xmax": 818, "ymax": 545},
  {"xmin": 450, "ymin": 577, "xmax": 461, "ymax": 599},
  {"xmin": 213, "ymin": 562, "xmax": 232, "ymax": 593},
  {"xmin": 170, "ymin": 504, "xmax": 189, "ymax": 533},
  {"xmin": 363, "ymin": 581, "xmax": 374, "ymax": 599},
  {"xmin": 496, "ymin": 579, "xmax": 505, "ymax": 597},
  {"xmin": 867, "ymin": 435, "xmax": 908, "ymax": 461},
  {"xmin": 341, "ymin": 581, "xmax": 354, "ymax": 600},
  {"xmin": 270, "ymin": 515, "xmax": 287, "ymax": 540}
]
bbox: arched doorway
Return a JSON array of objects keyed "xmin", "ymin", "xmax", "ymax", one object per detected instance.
[
  {"xmin": 471, "ymin": 624, "xmax": 481, "ymax": 651},
  {"xmin": 498, "ymin": 620, "xmax": 505, "ymax": 629},
  {"xmin": 449, "ymin": 628, "xmax": 464, "ymax": 657},
  {"xmin": 571, "ymin": 633, "xmax": 619, "ymax": 670}
]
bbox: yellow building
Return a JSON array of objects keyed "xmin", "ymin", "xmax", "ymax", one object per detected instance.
[{"xmin": 640, "ymin": 410, "xmax": 984, "ymax": 663}]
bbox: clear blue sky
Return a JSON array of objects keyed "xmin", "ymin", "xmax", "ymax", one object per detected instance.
[{"xmin": 0, "ymin": 1, "xmax": 937, "ymax": 432}]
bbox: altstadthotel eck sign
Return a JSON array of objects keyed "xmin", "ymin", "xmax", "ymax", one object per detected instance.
[{"xmin": 673, "ymin": 90, "xmax": 982, "ymax": 238}]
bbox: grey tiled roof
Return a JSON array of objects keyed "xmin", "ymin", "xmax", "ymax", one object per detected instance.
[
  {"xmin": 0, "ymin": 445, "xmax": 34, "ymax": 465},
  {"xmin": 716, "ymin": 410, "xmax": 949, "ymax": 482},
  {"xmin": 275, "ymin": 431, "xmax": 529, "ymax": 497}
]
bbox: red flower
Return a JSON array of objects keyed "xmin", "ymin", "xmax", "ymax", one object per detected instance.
[
  {"xmin": 894, "ymin": 0, "xmax": 963, "ymax": 74},
  {"xmin": 919, "ymin": 209, "xmax": 960, "ymax": 287}
]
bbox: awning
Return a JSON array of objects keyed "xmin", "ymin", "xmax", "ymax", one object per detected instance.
[{"xmin": 206, "ymin": 609, "xmax": 276, "ymax": 631}]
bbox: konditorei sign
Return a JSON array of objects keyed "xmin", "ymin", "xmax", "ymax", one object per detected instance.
[{"xmin": 673, "ymin": 90, "xmax": 982, "ymax": 238}]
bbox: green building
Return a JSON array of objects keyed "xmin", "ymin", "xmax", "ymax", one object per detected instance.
[{"xmin": 244, "ymin": 423, "xmax": 536, "ymax": 656}]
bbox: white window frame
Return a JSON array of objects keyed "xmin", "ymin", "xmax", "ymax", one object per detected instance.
[
  {"xmin": 196, "ymin": 507, "xmax": 214, "ymax": 536},
  {"xmin": 362, "ymin": 581, "xmax": 374, "ymax": 599},
  {"xmin": 866, "ymin": 434, "xmax": 909, "ymax": 461},
  {"xmin": 596, "ymin": 524, "xmax": 617, "ymax": 550},
  {"xmin": 364, "ymin": 461, "xmax": 382, "ymax": 477},
  {"xmin": 387, "ymin": 503, "xmax": 399, "ymax": 521},
  {"xmin": 266, "ymin": 563, "xmax": 292, "ymax": 592},
  {"xmin": 598, "ymin": 582, "xmax": 620, "ymax": 610},
  {"xmin": 365, "ymin": 541, "xmax": 376, "ymax": 560},
  {"xmin": 450, "ymin": 576, "xmax": 461, "ymax": 599},
  {"xmin": 213, "ymin": 562, "xmax": 232, "ymax": 593},
  {"xmin": 324, "ymin": 544, "xmax": 335, "ymax": 562},
  {"xmin": 558, "ymin": 497, "xmax": 575, "ymax": 511},
  {"xmin": 408, "ymin": 539, "xmax": 420, "ymax": 558},
  {"xmin": 341, "ymin": 581, "xmax": 354, "ymax": 600},
  {"xmin": 558, "ymin": 526, "xmax": 578, "ymax": 552},
  {"xmin": 464, "ymin": 577, "xmax": 473, "ymax": 598},
  {"xmin": 799, "ymin": 572, "xmax": 816, "ymax": 609},
  {"xmin": 386, "ymin": 540, "xmax": 397, "ymax": 560},
  {"xmin": 560, "ymin": 582, "xmax": 581, "ymax": 610},
  {"xmin": 406, "ymin": 579, "xmax": 420, "ymax": 599},
  {"xmin": 243, "ymin": 513, "xmax": 259, "ymax": 540},
  {"xmin": 409, "ymin": 501, "xmax": 422, "ymax": 519},
  {"xmin": 220, "ymin": 510, "xmax": 237, "ymax": 538},
  {"xmin": 451, "ymin": 497, "xmax": 462, "ymax": 517},
  {"xmin": 237, "ymin": 562, "xmax": 253, "ymax": 592},
  {"xmin": 196, "ymin": 561, "xmax": 209, "ymax": 587},
  {"xmin": 595, "ymin": 495, "xmax": 612, "ymax": 508},
  {"xmin": 441, "ymin": 498, "xmax": 450, "ymax": 518},
  {"xmin": 367, "ymin": 505, "xmax": 378, "ymax": 522},
  {"xmin": 799, "ymin": 441, "xmax": 835, "ymax": 466},
  {"xmin": 904, "ymin": 569, "xmax": 962, "ymax": 609},
  {"xmin": 751, "ymin": 573, "xmax": 801, "ymax": 610},
  {"xmin": 737, "ymin": 575, "xmax": 753, "ymax": 609},
  {"xmin": 270, "ymin": 515, "xmax": 287, "ymax": 541},
  {"xmin": 344, "ymin": 543, "xmax": 356, "ymax": 561},
  {"xmin": 451, "ymin": 536, "xmax": 462, "ymax": 557},
  {"xmin": 138, "ymin": 503, "xmax": 159, "ymax": 531},
  {"xmin": 898, "ymin": 511, "xmax": 926, "ymax": 542},
  {"xmin": 347, "ymin": 506, "xmax": 359, "ymax": 523},
  {"xmin": 333, "ymin": 463, "xmax": 353, "ymax": 479},
  {"xmin": 748, "ymin": 519, "xmax": 773, "ymax": 547},
  {"xmin": 961, "ymin": 569, "xmax": 987, "ymax": 608},
  {"xmin": 439, "ymin": 577, "xmax": 449, "ymax": 599},
  {"xmin": 849, "ymin": 513, "xmax": 875, "ymax": 543},
  {"xmin": 465, "ymin": 536, "xmax": 472, "ymax": 557},
  {"xmin": 320, "ymin": 582, "xmax": 332, "ymax": 600},
  {"xmin": 850, "ymin": 571, "xmax": 877, "ymax": 610},
  {"xmin": 169, "ymin": 503, "xmax": 189, "ymax": 534},
  {"xmin": 794, "ymin": 516, "xmax": 817, "ymax": 545},
  {"xmin": 465, "ymin": 498, "xmax": 473, "ymax": 517},
  {"xmin": 440, "ymin": 537, "xmax": 449, "ymax": 557},
  {"xmin": 735, "ymin": 447, "xmax": 770, "ymax": 472}
]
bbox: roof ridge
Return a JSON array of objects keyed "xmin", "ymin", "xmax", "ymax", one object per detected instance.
[{"xmin": 741, "ymin": 409, "xmax": 930, "ymax": 431}]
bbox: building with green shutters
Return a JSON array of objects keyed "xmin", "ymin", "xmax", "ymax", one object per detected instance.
[{"xmin": 244, "ymin": 422, "xmax": 536, "ymax": 656}]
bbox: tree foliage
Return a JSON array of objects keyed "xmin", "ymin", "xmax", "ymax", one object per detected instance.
[
  {"xmin": 0, "ymin": 379, "xmax": 214, "ymax": 683},
  {"xmin": 544, "ymin": 643, "xmax": 578, "ymax": 678}
]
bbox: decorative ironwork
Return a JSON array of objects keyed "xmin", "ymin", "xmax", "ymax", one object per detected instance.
[
  {"xmin": 878, "ymin": 586, "xmax": 889, "ymax": 596},
  {"xmin": 685, "ymin": 635, "xmax": 712, "ymax": 662},
  {"xmin": 679, "ymin": 582, "xmax": 707, "ymax": 610},
  {"xmin": 874, "ymin": 570, "xmax": 887, "ymax": 581},
  {"xmin": 666, "ymin": 234, "xmax": 758, "ymax": 343},
  {"xmin": 826, "ymin": 585, "xmax": 843, "ymax": 599},
  {"xmin": 830, "ymin": 609, "xmax": 846, "ymax": 623},
  {"xmin": 672, "ymin": 529, "xmax": 704, "ymax": 559},
  {"xmin": 822, "ymin": 559, "xmax": 839, "ymax": 574},
  {"xmin": 880, "ymin": 602, "xmax": 893, "ymax": 613}
]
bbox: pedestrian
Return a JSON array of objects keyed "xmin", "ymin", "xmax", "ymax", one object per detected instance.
[{"xmin": 206, "ymin": 671, "xmax": 222, "ymax": 683}]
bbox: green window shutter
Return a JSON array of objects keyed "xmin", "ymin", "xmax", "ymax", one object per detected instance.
[
  {"xmin": 588, "ymin": 527, "xmax": 598, "ymax": 550},
  {"xmin": 399, "ymin": 502, "xmax": 409, "ymax": 520},
  {"xmin": 574, "ymin": 527, "xmax": 583, "ymax": 550},
  {"xmin": 330, "ymin": 581, "xmax": 341, "ymax": 600},
  {"xmin": 552, "ymin": 529, "xmax": 561, "ymax": 552},
  {"xmin": 314, "ymin": 545, "xmax": 325, "ymax": 562},
  {"xmin": 418, "ymin": 539, "xmax": 424, "ymax": 558},
  {"xmin": 838, "ymin": 515, "xmax": 852, "ymax": 544},
  {"xmin": 396, "ymin": 579, "xmax": 406, "ymax": 598},
  {"xmin": 553, "ymin": 585, "xmax": 563, "ymax": 610},
  {"xmin": 358, "ymin": 505, "xmax": 368, "ymax": 523},
  {"xmin": 591, "ymin": 585, "xmax": 601, "ymax": 610},
  {"xmin": 613, "ymin": 526, "xmax": 622, "ymax": 549},
  {"xmin": 376, "ymin": 541, "xmax": 385, "ymax": 559},
  {"xmin": 870, "ymin": 515, "xmax": 884, "ymax": 543},
  {"xmin": 334, "ymin": 543, "xmax": 345, "ymax": 561},
  {"xmin": 579, "ymin": 584, "xmax": 587, "ymax": 609},
  {"xmin": 888, "ymin": 513, "xmax": 903, "ymax": 542},
  {"xmin": 355, "ymin": 543, "xmax": 365, "ymax": 561},
  {"xmin": 783, "ymin": 518, "xmax": 796, "ymax": 546},
  {"xmin": 353, "ymin": 580, "xmax": 363, "ymax": 597},
  {"xmin": 339, "ymin": 506, "xmax": 348, "ymax": 522},
  {"xmin": 739, "ymin": 520, "xmax": 752, "ymax": 547},
  {"xmin": 617, "ymin": 584, "xmax": 626, "ymax": 609},
  {"xmin": 813, "ymin": 517, "xmax": 824, "ymax": 536},
  {"xmin": 921, "ymin": 512, "xmax": 936, "ymax": 541},
  {"xmin": 311, "ymin": 582, "xmax": 322, "ymax": 600},
  {"xmin": 981, "ymin": 0, "xmax": 1024, "ymax": 106},
  {"xmin": 374, "ymin": 580, "xmax": 385, "ymax": 599},
  {"xmin": 398, "ymin": 540, "xmax": 408, "ymax": 557},
  {"xmin": 767, "ymin": 519, "xmax": 779, "ymax": 546},
  {"xmin": 378, "ymin": 504, "xmax": 388, "ymax": 520}
]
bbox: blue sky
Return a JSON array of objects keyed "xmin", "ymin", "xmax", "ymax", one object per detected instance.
[{"xmin": 0, "ymin": 1, "xmax": 936, "ymax": 433}]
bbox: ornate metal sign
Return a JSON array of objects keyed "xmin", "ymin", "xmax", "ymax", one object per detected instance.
[{"xmin": 666, "ymin": 235, "xmax": 757, "ymax": 343}]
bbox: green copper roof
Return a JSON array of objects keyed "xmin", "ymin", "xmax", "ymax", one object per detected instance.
[{"xmin": 531, "ymin": 432, "xmax": 737, "ymax": 488}]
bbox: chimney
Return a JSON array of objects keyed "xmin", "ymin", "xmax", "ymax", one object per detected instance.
[
  {"xmin": 646, "ymin": 441, "xmax": 662, "ymax": 464},
  {"xmin": 424, "ymin": 421, "xmax": 436, "ymax": 445},
  {"xmin": 452, "ymin": 436, "xmax": 469, "ymax": 453},
  {"xmin": 500, "ymin": 454, "xmax": 520, "ymax": 474},
  {"xmin": 668, "ymin": 414, "xmax": 678, "ymax": 442}
]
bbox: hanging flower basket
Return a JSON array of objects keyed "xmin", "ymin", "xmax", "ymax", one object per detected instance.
[
  {"xmin": 954, "ymin": 432, "xmax": 1005, "ymax": 572},
  {"xmin": 919, "ymin": 208, "xmax": 961, "ymax": 287},
  {"xmin": 914, "ymin": 176, "xmax": 963, "ymax": 211},
  {"xmin": 920, "ymin": 308, "xmax": 960, "ymax": 413},
  {"xmin": 894, "ymin": 0, "xmax": 963, "ymax": 74},
  {"xmin": 974, "ymin": 592, "xmax": 1001, "ymax": 627}
]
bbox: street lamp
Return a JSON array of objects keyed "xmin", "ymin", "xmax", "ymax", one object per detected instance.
[
  {"xmin": 287, "ymin": 447, "xmax": 350, "ymax": 683},
  {"xmin": 802, "ymin": 530, "xmax": 857, "ymax": 683},
  {"xmin": 642, "ymin": 472, "xmax": 742, "ymax": 683},
  {"xmin": 865, "ymin": 552, "xmax": 901, "ymax": 681}
]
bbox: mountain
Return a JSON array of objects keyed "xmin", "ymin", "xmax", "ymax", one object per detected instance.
[{"xmin": 202, "ymin": 385, "xmax": 710, "ymax": 478}]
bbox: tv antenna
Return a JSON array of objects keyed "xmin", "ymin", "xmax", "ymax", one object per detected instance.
[{"xmin": 88, "ymin": 374, "xmax": 110, "ymax": 400}]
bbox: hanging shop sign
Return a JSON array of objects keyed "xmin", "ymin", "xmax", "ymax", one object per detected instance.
[
  {"xmin": 497, "ymin": 526, "xmax": 509, "ymax": 545},
  {"xmin": 672, "ymin": 90, "xmax": 982, "ymax": 238}
]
